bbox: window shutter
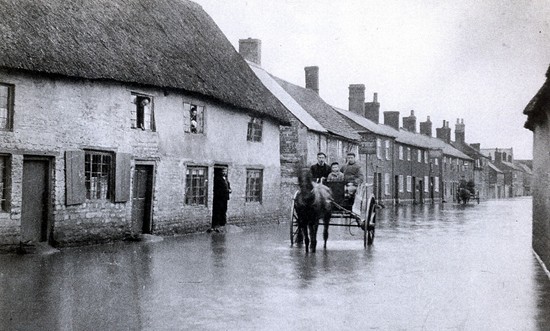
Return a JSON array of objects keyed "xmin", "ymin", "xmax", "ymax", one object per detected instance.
[
  {"xmin": 115, "ymin": 153, "xmax": 132, "ymax": 202},
  {"xmin": 183, "ymin": 103, "xmax": 190, "ymax": 132},
  {"xmin": 65, "ymin": 150, "xmax": 85, "ymax": 205}
]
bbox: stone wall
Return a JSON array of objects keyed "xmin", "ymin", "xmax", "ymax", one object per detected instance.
[{"xmin": 0, "ymin": 70, "xmax": 283, "ymax": 247}]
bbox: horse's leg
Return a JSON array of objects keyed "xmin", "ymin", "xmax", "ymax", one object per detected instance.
[
  {"xmin": 323, "ymin": 213, "xmax": 330, "ymax": 249},
  {"xmin": 309, "ymin": 222, "xmax": 318, "ymax": 253},
  {"xmin": 303, "ymin": 224, "xmax": 310, "ymax": 253}
]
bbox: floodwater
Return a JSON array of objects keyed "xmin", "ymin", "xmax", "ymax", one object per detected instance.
[{"xmin": 1, "ymin": 197, "xmax": 549, "ymax": 330}]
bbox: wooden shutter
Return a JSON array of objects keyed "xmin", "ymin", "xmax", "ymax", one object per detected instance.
[
  {"xmin": 65, "ymin": 150, "xmax": 85, "ymax": 205},
  {"xmin": 115, "ymin": 153, "xmax": 132, "ymax": 202}
]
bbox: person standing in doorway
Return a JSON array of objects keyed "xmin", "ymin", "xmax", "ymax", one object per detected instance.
[{"xmin": 209, "ymin": 167, "xmax": 231, "ymax": 233}]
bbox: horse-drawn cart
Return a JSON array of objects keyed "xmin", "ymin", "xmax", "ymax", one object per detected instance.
[{"xmin": 290, "ymin": 182, "xmax": 378, "ymax": 249}]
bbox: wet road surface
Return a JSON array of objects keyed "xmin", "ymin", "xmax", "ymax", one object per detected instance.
[{"xmin": 1, "ymin": 197, "xmax": 549, "ymax": 330}]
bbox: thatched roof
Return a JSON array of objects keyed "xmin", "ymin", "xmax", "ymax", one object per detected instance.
[
  {"xmin": 0, "ymin": 0, "xmax": 290, "ymax": 124},
  {"xmin": 270, "ymin": 76, "xmax": 361, "ymax": 142},
  {"xmin": 523, "ymin": 65, "xmax": 550, "ymax": 131}
]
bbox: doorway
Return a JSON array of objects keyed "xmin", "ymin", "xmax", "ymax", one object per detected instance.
[
  {"xmin": 132, "ymin": 165, "xmax": 154, "ymax": 234},
  {"xmin": 212, "ymin": 165, "xmax": 229, "ymax": 227},
  {"xmin": 21, "ymin": 157, "xmax": 51, "ymax": 243}
]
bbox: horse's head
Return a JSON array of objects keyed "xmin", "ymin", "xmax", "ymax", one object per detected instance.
[{"xmin": 298, "ymin": 168, "xmax": 314, "ymax": 193}]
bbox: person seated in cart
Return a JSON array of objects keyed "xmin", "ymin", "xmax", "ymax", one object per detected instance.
[
  {"xmin": 340, "ymin": 152, "xmax": 364, "ymax": 200},
  {"xmin": 310, "ymin": 152, "xmax": 331, "ymax": 183},
  {"xmin": 326, "ymin": 162, "xmax": 344, "ymax": 182}
]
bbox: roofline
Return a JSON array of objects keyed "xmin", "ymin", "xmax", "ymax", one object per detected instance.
[{"xmin": 1, "ymin": 67, "xmax": 291, "ymax": 125}]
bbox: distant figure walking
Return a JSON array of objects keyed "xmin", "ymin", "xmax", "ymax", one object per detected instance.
[{"xmin": 209, "ymin": 167, "xmax": 231, "ymax": 232}]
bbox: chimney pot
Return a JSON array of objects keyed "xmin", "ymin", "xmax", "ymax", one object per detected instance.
[
  {"xmin": 373, "ymin": 92, "xmax": 378, "ymax": 102},
  {"xmin": 238, "ymin": 38, "xmax": 262, "ymax": 66},
  {"xmin": 348, "ymin": 84, "xmax": 366, "ymax": 115},
  {"xmin": 305, "ymin": 66, "xmax": 319, "ymax": 94}
]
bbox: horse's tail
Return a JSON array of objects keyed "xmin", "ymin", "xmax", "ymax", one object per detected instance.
[{"xmin": 312, "ymin": 182, "xmax": 333, "ymax": 211}]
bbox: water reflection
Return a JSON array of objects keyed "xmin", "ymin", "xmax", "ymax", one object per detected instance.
[{"xmin": 0, "ymin": 198, "xmax": 549, "ymax": 330}]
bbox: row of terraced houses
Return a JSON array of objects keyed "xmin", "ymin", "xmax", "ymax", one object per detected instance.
[{"xmin": 0, "ymin": 0, "xmax": 532, "ymax": 249}]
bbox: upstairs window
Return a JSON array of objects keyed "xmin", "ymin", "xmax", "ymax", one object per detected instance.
[
  {"xmin": 0, "ymin": 84, "xmax": 14, "ymax": 131},
  {"xmin": 183, "ymin": 103, "xmax": 205, "ymax": 134},
  {"xmin": 246, "ymin": 169, "xmax": 263, "ymax": 202},
  {"xmin": 385, "ymin": 140, "xmax": 390, "ymax": 160},
  {"xmin": 398, "ymin": 145, "xmax": 403, "ymax": 160},
  {"xmin": 424, "ymin": 151, "xmax": 428, "ymax": 164},
  {"xmin": 185, "ymin": 166, "xmax": 208, "ymax": 205},
  {"xmin": 407, "ymin": 147, "xmax": 411, "ymax": 161},
  {"xmin": 247, "ymin": 117, "xmax": 263, "ymax": 142},
  {"xmin": 417, "ymin": 149, "xmax": 422, "ymax": 163},
  {"xmin": 0, "ymin": 155, "xmax": 9, "ymax": 211},
  {"xmin": 376, "ymin": 138, "xmax": 382, "ymax": 159},
  {"xmin": 131, "ymin": 93, "xmax": 155, "ymax": 131},
  {"xmin": 85, "ymin": 151, "xmax": 113, "ymax": 200}
]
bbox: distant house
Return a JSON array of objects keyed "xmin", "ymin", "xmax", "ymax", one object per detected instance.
[
  {"xmin": 0, "ymin": 0, "xmax": 289, "ymax": 248},
  {"xmin": 486, "ymin": 163, "xmax": 505, "ymax": 199},
  {"xmin": 239, "ymin": 39, "xmax": 360, "ymax": 212},
  {"xmin": 523, "ymin": 65, "xmax": 550, "ymax": 271},
  {"xmin": 480, "ymin": 148, "xmax": 525, "ymax": 197},
  {"xmin": 336, "ymin": 102, "xmax": 473, "ymax": 204}
]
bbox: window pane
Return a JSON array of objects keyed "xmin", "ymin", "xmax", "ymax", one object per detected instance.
[
  {"xmin": 85, "ymin": 151, "xmax": 112, "ymax": 200},
  {"xmin": 185, "ymin": 166, "xmax": 208, "ymax": 205}
]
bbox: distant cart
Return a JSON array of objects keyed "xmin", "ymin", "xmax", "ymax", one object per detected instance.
[
  {"xmin": 290, "ymin": 182, "xmax": 378, "ymax": 248},
  {"xmin": 456, "ymin": 188, "xmax": 480, "ymax": 205}
]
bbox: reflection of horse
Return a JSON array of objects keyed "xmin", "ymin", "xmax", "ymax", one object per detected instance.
[{"xmin": 294, "ymin": 170, "xmax": 333, "ymax": 253}]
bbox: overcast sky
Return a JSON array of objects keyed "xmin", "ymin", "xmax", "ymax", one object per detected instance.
[{"xmin": 194, "ymin": 0, "xmax": 550, "ymax": 159}]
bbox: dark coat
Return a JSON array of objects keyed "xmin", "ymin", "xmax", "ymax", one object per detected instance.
[{"xmin": 310, "ymin": 163, "xmax": 331, "ymax": 182}]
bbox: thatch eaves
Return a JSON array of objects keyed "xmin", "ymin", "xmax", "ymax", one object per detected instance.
[{"xmin": 0, "ymin": 0, "xmax": 290, "ymax": 124}]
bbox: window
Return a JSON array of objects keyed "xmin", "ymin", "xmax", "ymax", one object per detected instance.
[
  {"xmin": 385, "ymin": 140, "xmax": 390, "ymax": 160},
  {"xmin": 424, "ymin": 176, "xmax": 429, "ymax": 192},
  {"xmin": 0, "ymin": 155, "xmax": 8, "ymax": 211},
  {"xmin": 406, "ymin": 176, "xmax": 412, "ymax": 192},
  {"xmin": 399, "ymin": 175, "xmax": 404, "ymax": 192},
  {"xmin": 246, "ymin": 169, "xmax": 263, "ymax": 202},
  {"xmin": 424, "ymin": 151, "xmax": 428, "ymax": 164},
  {"xmin": 183, "ymin": 102, "xmax": 205, "ymax": 134},
  {"xmin": 185, "ymin": 166, "xmax": 208, "ymax": 205},
  {"xmin": 384, "ymin": 173, "xmax": 390, "ymax": 195},
  {"xmin": 131, "ymin": 93, "xmax": 155, "ymax": 131},
  {"xmin": 407, "ymin": 147, "xmax": 411, "ymax": 161},
  {"xmin": 376, "ymin": 138, "xmax": 382, "ymax": 159},
  {"xmin": 0, "ymin": 84, "xmax": 14, "ymax": 131},
  {"xmin": 85, "ymin": 151, "xmax": 112, "ymax": 200},
  {"xmin": 247, "ymin": 117, "xmax": 263, "ymax": 142},
  {"xmin": 417, "ymin": 149, "xmax": 422, "ymax": 163},
  {"xmin": 337, "ymin": 140, "xmax": 343, "ymax": 160},
  {"xmin": 399, "ymin": 145, "xmax": 403, "ymax": 160},
  {"xmin": 434, "ymin": 176, "xmax": 440, "ymax": 192},
  {"xmin": 434, "ymin": 158, "xmax": 439, "ymax": 166}
]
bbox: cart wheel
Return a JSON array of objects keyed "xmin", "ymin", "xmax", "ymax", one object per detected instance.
[
  {"xmin": 364, "ymin": 196, "xmax": 376, "ymax": 247},
  {"xmin": 290, "ymin": 191, "xmax": 301, "ymax": 246}
]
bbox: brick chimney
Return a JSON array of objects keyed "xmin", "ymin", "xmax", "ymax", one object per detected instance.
[
  {"xmin": 494, "ymin": 149, "xmax": 502, "ymax": 163},
  {"xmin": 436, "ymin": 120, "xmax": 451, "ymax": 144},
  {"xmin": 238, "ymin": 38, "xmax": 261, "ymax": 66},
  {"xmin": 403, "ymin": 110, "xmax": 417, "ymax": 132},
  {"xmin": 419, "ymin": 116, "xmax": 432, "ymax": 137},
  {"xmin": 455, "ymin": 118, "xmax": 465, "ymax": 144},
  {"xmin": 384, "ymin": 111, "xmax": 400, "ymax": 130},
  {"xmin": 305, "ymin": 66, "xmax": 319, "ymax": 94},
  {"xmin": 364, "ymin": 93, "xmax": 380, "ymax": 123},
  {"xmin": 348, "ymin": 84, "xmax": 365, "ymax": 115},
  {"xmin": 470, "ymin": 143, "xmax": 480, "ymax": 151}
]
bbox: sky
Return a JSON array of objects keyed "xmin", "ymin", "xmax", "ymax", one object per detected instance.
[{"xmin": 193, "ymin": 0, "xmax": 550, "ymax": 159}]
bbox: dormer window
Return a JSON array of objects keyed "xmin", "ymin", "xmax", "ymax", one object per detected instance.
[
  {"xmin": 184, "ymin": 102, "xmax": 205, "ymax": 134},
  {"xmin": 131, "ymin": 93, "xmax": 155, "ymax": 131},
  {"xmin": 247, "ymin": 117, "xmax": 263, "ymax": 142}
]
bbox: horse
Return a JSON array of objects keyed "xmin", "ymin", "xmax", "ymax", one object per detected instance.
[{"xmin": 294, "ymin": 170, "xmax": 333, "ymax": 253}]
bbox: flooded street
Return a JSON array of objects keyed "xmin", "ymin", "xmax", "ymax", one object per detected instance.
[{"xmin": 1, "ymin": 197, "xmax": 549, "ymax": 330}]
